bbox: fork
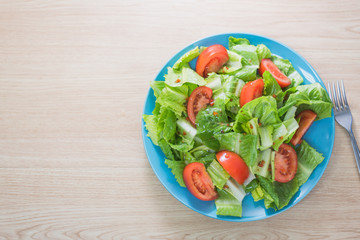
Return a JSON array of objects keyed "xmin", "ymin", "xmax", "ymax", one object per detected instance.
[{"xmin": 327, "ymin": 80, "xmax": 360, "ymax": 175}]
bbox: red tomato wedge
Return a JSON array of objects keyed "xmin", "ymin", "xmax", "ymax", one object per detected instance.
[
  {"xmin": 259, "ymin": 59, "xmax": 291, "ymax": 88},
  {"xmin": 290, "ymin": 110, "xmax": 317, "ymax": 146},
  {"xmin": 187, "ymin": 86, "xmax": 213, "ymax": 126},
  {"xmin": 196, "ymin": 44, "xmax": 229, "ymax": 77},
  {"xmin": 274, "ymin": 143, "xmax": 298, "ymax": 183},
  {"xmin": 239, "ymin": 78, "xmax": 264, "ymax": 107},
  {"xmin": 183, "ymin": 162, "xmax": 218, "ymax": 201},
  {"xmin": 216, "ymin": 150, "xmax": 249, "ymax": 185}
]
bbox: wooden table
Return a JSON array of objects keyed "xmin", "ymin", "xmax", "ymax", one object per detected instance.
[{"xmin": 1, "ymin": 1, "xmax": 359, "ymax": 239}]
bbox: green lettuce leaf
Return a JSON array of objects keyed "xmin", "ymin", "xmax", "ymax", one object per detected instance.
[
  {"xmin": 228, "ymin": 37, "xmax": 259, "ymax": 81},
  {"xmin": 258, "ymin": 140, "xmax": 326, "ymax": 210},
  {"xmin": 273, "ymin": 178, "xmax": 300, "ymax": 209},
  {"xmin": 150, "ymin": 81, "xmax": 166, "ymax": 98},
  {"xmin": 195, "ymin": 100, "xmax": 232, "ymax": 151},
  {"xmin": 230, "ymin": 39, "xmax": 259, "ymax": 67},
  {"xmin": 262, "ymin": 70, "xmax": 287, "ymax": 107},
  {"xmin": 156, "ymin": 84, "xmax": 188, "ymax": 116},
  {"xmin": 207, "ymin": 160, "xmax": 230, "ymax": 189},
  {"xmin": 158, "ymin": 139, "xmax": 175, "ymax": 160},
  {"xmin": 234, "ymin": 65, "xmax": 258, "ymax": 81},
  {"xmin": 257, "ymin": 175, "xmax": 279, "ymax": 208},
  {"xmin": 143, "ymin": 114, "xmax": 159, "ymax": 145},
  {"xmin": 215, "ymin": 189, "xmax": 243, "ymax": 217},
  {"xmin": 157, "ymin": 107, "xmax": 177, "ymax": 142},
  {"xmin": 296, "ymin": 140, "xmax": 325, "ymax": 186},
  {"xmin": 164, "ymin": 159, "xmax": 186, "ymax": 187},
  {"xmin": 173, "ymin": 47, "xmax": 200, "ymax": 70},
  {"xmin": 279, "ymin": 83, "xmax": 332, "ymax": 120},
  {"xmin": 168, "ymin": 135, "xmax": 194, "ymax": 152},
  {"xmin": 233, "ymin": 96, "xmax": 281, "ymax": 132},
  {"xmin": 165, "ymin": 64, "xmax": 206, "ymax": 87},
  {"xmin": 220, "ymin": 50, "xmax": 243, "ymax": 74},
  {"xmin": 256, "ymin": 44, "xmax": 272, "ymax": 61}
]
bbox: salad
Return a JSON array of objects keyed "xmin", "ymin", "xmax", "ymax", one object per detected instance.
[{"xmin": 143, "ymin": 36, "xmax": 332, "ymax": 218}]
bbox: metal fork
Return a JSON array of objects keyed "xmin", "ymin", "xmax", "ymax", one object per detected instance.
[{"xmin": 327, "ymin": 80, "xmax": 360, "ymax": 175}]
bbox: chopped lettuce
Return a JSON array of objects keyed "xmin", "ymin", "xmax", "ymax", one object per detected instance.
[
  {"xmin": 156, "ymin": 84, "xmax": 188, "ymax": 116},
  {"xmin": 256, "ymin": 44, "xmax": 272, "ymax": 61},
  {"xmin": 143, "ymin": 114, "xmax": 160, "ymax": 145},
  {"xmin": 215, "ymin": 189, "xmax": 243, "ymax": 217},
  {"xmin": 233, "ymin": 96, "xmax": 281, "ymax": 132},
  {"xmin": 252, "ymin": 149, "xmax": 272, "ymax": 178},
  {"xmin": 150, "ymin": 81, "xmax": 166, "ymax": 98},
  {"xmin": 207, "ymin": 160, "xmax": 230, "ymax": 189},
  {"xmin": 143, "ymin": 36, "xmax": 332, "ymax": 218},
  {"xmin": 251, "ymin": 140, "xmax": 325, "ymax": 210},
  {"xmin": 228, "ymin": 37, "xmax": 259, "ymax": 81},
  {"xmin": 279, "ymin": 83, "xmax": 333, "ymax": 119},
  {"xmin": 195, "ymin": 99, "xmax": 232, "ymax": 151},
  {"xmin": 173, "ymin": 47, "xmax": 200, "ymax": 70},
  {"xmin": 165, "ymin": 64, "xmax": 206, "ymax": 87},
  {"xmin": 164, "ymin": 159, "xmax": 186, "ymax": 187},
  {"xmin": 296, "ymin": 140, "xmax": 325, "ymax": 185},
  {"xmin": 220, "ymin": 50, "xmax": 243, "ymax": 74}
]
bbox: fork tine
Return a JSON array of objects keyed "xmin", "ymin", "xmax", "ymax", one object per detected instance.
[
  {"xmin": 340, "ymin": 80, "xmax": 349, "ymax": 108},
  {"xmin": 327, "ymin": 82, "xmax": 333, "ymax": 102},
  {"xmin": 332, "ymin": 82, "xmax": 339, "ymax": 111},
  {"xmin": 336, "ymin": 81, "xmax": 345, "ymax": 110}
]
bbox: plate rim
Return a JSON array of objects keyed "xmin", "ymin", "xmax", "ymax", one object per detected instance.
[{"xmin": 142, "ymin": 32, "xmax": 335, "ymax": 222}]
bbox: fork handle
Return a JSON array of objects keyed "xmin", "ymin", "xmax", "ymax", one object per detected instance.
[{"xmin": 348, "ymin": 130, "xmax": 360, "ymax": 175}]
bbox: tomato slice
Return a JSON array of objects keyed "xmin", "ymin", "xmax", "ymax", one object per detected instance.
[
  {"xmin": 290, "ymin": 110, "xmax": 317, "ymax": 146},
  {"xmin": 216, "ymin": 150, "xmax": 249, "ymax": 185},
  {"xmin": 187, "ymin": 86, "xmax": 213, "ymax": 126},
  {"xmin": 239, "ymin": 78, "xmax": 264, "ymax": 107},
  {"xmin": 183, "ymin": 162, "xmax": 218, "ymax": 201},
  {"xmin": 259, "ymin": 59, "xmax": 291, "ymax": 88},
  {"xmin": 196, "ymin": 44, "xmax": 229, "ymax": 77},
  {"xmin": 274, "ymin": 143, "xmax": 298, "ymax": 183}
]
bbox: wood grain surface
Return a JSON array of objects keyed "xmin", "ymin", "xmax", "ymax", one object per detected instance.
[{"xmin": 0, "ymin": 0, "xmax": 360, "ymax": 239}]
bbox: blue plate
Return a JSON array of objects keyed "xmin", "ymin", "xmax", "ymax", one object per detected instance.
[{"xmin": 142, "ymin": 33, "xmax": 335, "ymax": 222}]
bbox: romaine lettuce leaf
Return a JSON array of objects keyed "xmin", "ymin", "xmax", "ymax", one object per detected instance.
[
  {"xmin": 168, "ymin": 135, "xmax": 194, "ymax": 152},
  {"xmin": 205, "ymin": 73, "xmax": 223, "ymax": 90},
  {"xmin": 262, "ymin": 70, "xmax": 286, "ymax": 107},
  {"xmin": 173, "ymin": 47, "xmax": 200, "ymax": 70},
  {"xmin": 156, "ymin": 84, "xmax": 188, "ymax": 116},
  {"xmin": 273, "ymin": 178, "xmax": 299, "ymax": 209},
  {"xmin": 257, "ymin": 175, "xmax": 280, "ymax": 208},
  {"xmin": 256, "ymin": 44, "xmax": 272, "ymax": 61},
  {"xmin": 164, "ymin": 159, "xmax": 186, "ymax": 187},
  {"xmin": 220, "ymin": 50, "xmax": 243, "ymax": 74},
  {"xmin": 215, "ymin": 189, "xmax": 243, "ymax": 217},
  {"xmin": 143, "ymin": 114, "xmax": 159, "ymax": 145},
  {"xmin": 228, "ymin": 37, "xmax": 259, "ymax": 81},
  {"xmin": 207, "ymin": 160, "xmax": 230, "ymax": 189},
  {"xmin": 165, "ymin": 64, "xmax": 206, "ymax": 87},
  {"xmin": 150, "ymin": 81, "xmax": 166, "ymax": 98},
  {"xmin": 296, "ymin": 140, "xmax": 325, "ymax": 185},
  {"xmin": 233, "ymin": 96, "xmax": 281, "ymax": 132},
  {"xmin": 234, "ymin": 65, "xmax": 258, "ymax": 81},
  {"xmin": 254, "ymin": 140, "xmax": 326, "ymax": 210},
  {"xmin": 279, "ymin": 83, "xmax": 332, "ymax": 120},
  {"xmin": 231, "ymin": 41, "xmax": 259, "ymax": 67},
  {"xmin": 157, "ymin": 107, "xmax": 177, "ymax": 143},
  {"xmin": 195, "ymin": 99, "xmax": 232, "ymax": 151}
]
